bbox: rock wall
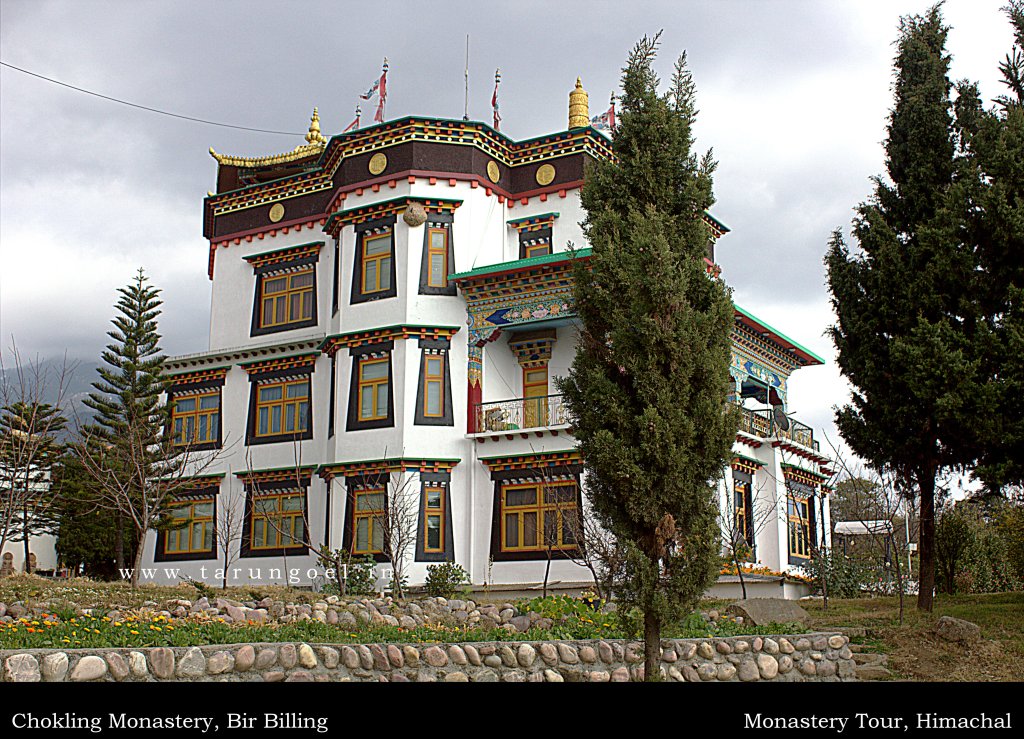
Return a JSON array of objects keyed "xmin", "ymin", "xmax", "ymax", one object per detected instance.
[{"xmin": 1, "ymin": 633, "xmax": 855, "ymax": 682}]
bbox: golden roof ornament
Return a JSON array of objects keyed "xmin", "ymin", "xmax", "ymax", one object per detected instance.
[
  {"xmin": 568, "ymin": 77, "xmax": 589, "ymax": 129},
  {"xmin": 305, "ymin": 107, "xmax": 327, "ymax": 145},
  {"xmin": 210, "ymin": 106, "xmax": 328, "ymax": 167}
]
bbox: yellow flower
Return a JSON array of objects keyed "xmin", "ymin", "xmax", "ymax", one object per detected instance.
[{"xmin": 130, "ymin": 630, "xmax": 139, "ymax": 635}]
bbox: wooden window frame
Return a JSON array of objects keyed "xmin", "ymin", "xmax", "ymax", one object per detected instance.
[
  {"xmin": 259, "ymin": 268, "xmax": 315, "ymax": 329},
  {"xmin": 422, "ymin": 354, "xmax": 445, "ymax": 419},
  {"xmin": 249, "ymin": 490, "xmax": 307, "ymax": 551},
  {"xmin": 360, "ymin": 232, "xmax": 393, "ymax": 295},
  {"xmin": 523, "ymin": 241, "xmax": 552, "ymax": 259},
  {"xmin": 171, "ymin": 391, "xmax": 220, "ymax": 448},
  {"xmin": 357, "ymin": 357, "xmax": 390, "ymax": 422},
  {"xmin": 255, "ymin": 379, "xmax": 310, "ymax": 438},
  {"xmin": 423, "ymin": 485, "xmax": 445, "ymax": 553},
  {"xmin": 788, "ymin": 494, "xmax": 811, "ymax": 560},
  {"xmin": 352, "ymin": 487, "xmax": 386, "ymax": 556},
  {"xmin": 426, "ymin": 228, "xmax": 449, "ymax": 288},
  {"xmin": 163, "ymin": 498, "xmax": 215, "ymax": 555},
  {"xmin": 500, "ymin": 480, "xmax": 579, "ymax": 553}
]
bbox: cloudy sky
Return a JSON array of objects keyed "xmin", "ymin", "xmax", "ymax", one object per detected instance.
[{"xmin": 0, "ymin": 0, "xmax": 1017, "ymax": 466}]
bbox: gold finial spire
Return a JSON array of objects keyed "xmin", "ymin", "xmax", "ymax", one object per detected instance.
[
  {"xmin": 305, "ymin": 107, "xmax": 327, "ymax": 145},
  {"xmin": 568, "ymin": 77, "xmax": 589, "ymax": 129}
]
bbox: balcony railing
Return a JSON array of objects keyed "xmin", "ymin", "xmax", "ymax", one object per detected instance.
[
  {"xmin": 737, "ymin": 405, "xmax": 818, "ymax": 451},
  {"xmin": 474, "ymin": 394, "xmax": 569, "ymax": 433}
]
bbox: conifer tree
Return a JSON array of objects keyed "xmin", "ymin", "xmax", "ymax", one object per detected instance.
[
  {"xmin": 82, "ymin": 268, "xmax": 167, "ymax": 575},
  {"xmin": 559, "ymin": 34, "xmax": 737, "ymax": 681},
  {"xmin": 825, "ymin": 6, "xmax": 993, "ymax": 611},
  {"xmin": 952, "ymin": 1, "xmax": 1024, "ymax": 492},
  {"xmin": 78, "ymin": 269, "xmax": 214, "ymax": 587}
]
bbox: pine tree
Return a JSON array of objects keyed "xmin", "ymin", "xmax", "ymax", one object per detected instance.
[
  {"xmin": 558, "ymin": 34, "xmax": 737, "ymax": 681},
  {"xmin": 78, "ymin": 268, "xmax": 194, "ymax": 586},
  {"xmin": 952, "ymin": 1, "xmax": 1024, "ymax": 492},
  {"xmin": 825, "ymin": 6, "xmax": 993, "ymax": 611}
]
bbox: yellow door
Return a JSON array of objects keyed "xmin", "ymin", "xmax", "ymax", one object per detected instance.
[{"xmin": 523, "ymin": 366, "xmax": 548, "ymax": 427}]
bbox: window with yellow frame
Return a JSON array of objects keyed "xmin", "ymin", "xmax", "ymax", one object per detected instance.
[
  {"xmin": 501, "ymin": 480, "xmax": 578, "ymax": 552},
  {"xmin": 361, "ymin": 232, "xmax": 393, "ymax": 294},
  {"xmin": 423, "ymin": 486, "xmax": 445, "ymax": 553},
  {"xmin": 423, "ymin": 355, "xmax": 444, "ymax": 418},
  {"xmin": 426, "ymin": 228, "xmax": 449, "ymax": 288},
  {"xmin": 523, "ymin": 240, "xmax": 552, "ymax": 259},
  {"xmin": 164, "ymin": 499, "xmax": 215, "ymax": 555},
  {"xmin": 255, "ymin": 379, "xmax": 309, "ymax": 437},
  {"xmin": 357, "ymin": 357, "xmax": 389, "ymax": 422},
  {"xmin": 171, "ymin": 391, "xmax": 220, "ymax": 447},
  {"xmin": 250, "ymin": 491, "xmax": 306, "ymax": 550},
  {"xmin": 734, "ymin": 479, "xmax": 752, "ymax": 549},
  {"xmin": 788, "ymin": 494, "xmax": 811, "ymax": 559},
  {"xmin": 260, "ymin": 269, "xmax": 314, "ymax": 328},
  {"xmin": 352, "ymin": 488, "xmax": 386, "ymax": 555}
]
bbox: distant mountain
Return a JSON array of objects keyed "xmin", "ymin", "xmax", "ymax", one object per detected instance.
[{"xmin": 1, "ymin": 358, "xmax": 102, "ymax": 439}]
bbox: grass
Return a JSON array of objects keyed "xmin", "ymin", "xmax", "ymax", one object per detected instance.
[{"xmin": 802, "ymin": 591, "xmax": 1024, "ymax": 682}]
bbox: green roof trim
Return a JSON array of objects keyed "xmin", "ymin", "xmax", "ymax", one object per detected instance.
[
  {"xmin": 705, "ymin": 211, "xmax": 730, "ymax": 233},
  {"xmin": 477, "ymin": 450, "xmax": 578, "ymax": 462},
  {"xmin": 234, "ymin": 465, "xmax": 319, "ymax": 477},
  {"xmin": 242, "ymin": 240, "xmax": 325, "ymax": 263},
  {"xmin": 507, "ymin": 212, "xmax": 560, "ymax": 227},
  {"xmin": 451, "ymin": 248, "xmax": 592, "ymax": 281},
  {"xmin": 733, "ymin": 304, "xmax": 826, "ymax": 366},
  {"xmin": 318, "ymin": 457, "xmax": 462, "ymax": 470},
  {"xmin": 781, "ymin": 462, "xmax": 830, "ymax": 480},
  {"xmin": 165, "ymin": 365, "xmax": 233, "ymax": 378},
  {"xmin": 733, "ymin": 453, "xmax": 765, "ymax": 467},
  {"xmin": 236, "ymin": 351, "xmax": 320, "ymax": 369}
]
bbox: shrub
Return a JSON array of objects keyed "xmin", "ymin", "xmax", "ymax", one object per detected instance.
[
  {"xmin": 343, "ymin": 555, "xmax": 380, "ymax": 596},
  {"xmin": 805, "ymin": 549, "xmax": 868, "ymax": 598},
  {"xmin": 424, "ymin": 563, "xmax": 469, "ymax": 598}
]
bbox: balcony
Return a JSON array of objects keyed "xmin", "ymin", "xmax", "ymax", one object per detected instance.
[
  {"xmin": 737, "ymin": 405, "xmax": 818, "ymax": 452},
  {"xmin": 473, "ymin": 394, "xmax": 570, "ymax": 434}
]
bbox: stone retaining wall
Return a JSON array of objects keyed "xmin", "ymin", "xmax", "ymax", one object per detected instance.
[{"xmin": 1, "ymin": 632, "xmax": 854, "ymax": 682}]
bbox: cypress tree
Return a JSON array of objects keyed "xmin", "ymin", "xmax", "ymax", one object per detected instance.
[
  {"xmin": 559, "ymin": 34, "xmax": 737, "ymax": 681},
  {"xmin": 953, "ymin": 1, "xmax": 1024, "ymax": 492},
  {"xmin": 825, "ymin": 6, "xmax": 993, "ymax": 611}
]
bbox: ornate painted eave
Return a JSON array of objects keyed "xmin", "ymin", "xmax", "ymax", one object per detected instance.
[
  {"xmin": 318, "ymin": 457, "xmax": 460, "ymax": 481},
  {"xmin": 734, "ymin": 305, "xmax": 824, "ymax": 367},
  {"xmin": 165, "ymin": 338, "xmax": 324, "ymax": 372},
  {"xmin": 209, "ymin": 143, "xmax": 325, "ymax": 169},
  {"xmin": 209, "ymin": 107, "xmax": 328, "ymax": 168},
  {"xmin": 478, "ymin": 449, "xmax": 582, "ymax": 472},
  {"xmin": 319, "ymin": 325, "xmax": 461, "ymax": 356},
  {"xmin": 324, "ymin": 196, "xmax": 462, "ymax": 236},
  {"xmin": 235, "ymin": 466, "xmax": 318, "ymax": 486},
  {"xmin": 238, "ymin": 352, "xmax": 320, "ymax": 375}
]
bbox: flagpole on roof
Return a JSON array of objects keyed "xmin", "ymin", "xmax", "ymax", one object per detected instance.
[
  {"xmin": 463, "ymin": 35, "xmax": 470, "ymax": 121},
  {"xmin": 492, "ymin": 68, "xmax": 502, "ymax": 132}
]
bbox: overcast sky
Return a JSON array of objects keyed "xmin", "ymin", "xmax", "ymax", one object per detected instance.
[{"xmin": 0, "ymin": 0, "xmax": 1017, "ymax": 470}]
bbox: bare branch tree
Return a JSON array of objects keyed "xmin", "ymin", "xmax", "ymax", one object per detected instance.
[
  {"xmin": 0, "ymin": 342, "xmax": 76, "ymax": 573},
  {"xmin": 76, "ymin": 412, "xmax": 222, "ymax": 588},
  {"xmin": 371, "ymin": 467, "xmax": 420, "ymax": 599},
  {"xmin": 717, "ymin": 471, "xmax": 783, "ymax": 599},
  {"xmin": 214, "ymin": 473, "xmax": 246, "ymax": 589}
]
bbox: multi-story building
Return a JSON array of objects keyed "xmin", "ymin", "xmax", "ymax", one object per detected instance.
[{"xmin": 142, "ymin": 82, "xmax": 833, "ymax": 594}]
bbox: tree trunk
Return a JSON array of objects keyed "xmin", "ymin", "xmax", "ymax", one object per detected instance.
[
  {"xmin": 916, "ymin": 470, "xmax": 936, "ymax": 612},
  {"xmin": 543, "ymin": 554, "xmax": 552, "ymax": 598},
  {"xmin": 115, "ymin": 514, "xmax": 125, "ymax": 572},
  {"xmin": 22, "ymin": 500, "xmax": 31, "ymax": 573},
  {"xmin": 734, "ymin": 552, "xmax": 747, "ymax": 599},
  {"xmin": 129, "ymin": 530, "xmax": 146, "ymax": 589},
  {"xmin": 643, "ymin": 610, "xmax": 662, "ymax": 683}
]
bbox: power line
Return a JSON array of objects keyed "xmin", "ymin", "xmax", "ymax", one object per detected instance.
[{"xmin": 0, "ymin": 61, "xmax": 305, "ymax": 136}]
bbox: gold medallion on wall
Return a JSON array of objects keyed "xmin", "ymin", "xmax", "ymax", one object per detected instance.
[
  {"xmin": 368, "ymin": 152, "xmax": 388, "ymax": 175},
  {"xmin": 268, "ymin": 203, "xmax": 285, "ymax": 223},
  {"xmin": 535, "ymin": 163, "xmax": 556, "ymax": 186},
  {"xmin": 486, "ymin": 160, "xmax": 501, "ymax": 184}
]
